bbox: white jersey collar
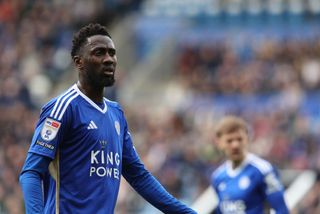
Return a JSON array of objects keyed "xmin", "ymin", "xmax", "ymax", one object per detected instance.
[
  {"xmin": 73, "ymin": 83, "xmax": 108, "ymax": 114},
  {"xmin": 226, "ymin": 153, "xmax": 251, "ymax": 177}
]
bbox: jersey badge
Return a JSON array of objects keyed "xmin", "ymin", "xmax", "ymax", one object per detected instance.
[
  {"xmin": 218, "ymin": 182, "xmax": 226, "ymax": 191},
  {"xmin": 41, "ymin": 118, "xmax": 61, "ymax": 141},
  {"xmin": 265, "ymin": 172, "xmax": 282, "ymax": 193},
  {"xmin": 239, "ymin": 176, "xmax": 250, "ymax": 190}
]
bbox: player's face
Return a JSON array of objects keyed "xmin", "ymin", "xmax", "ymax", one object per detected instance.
[
  {"xmin": 79, "ymin": 35, "xmax": 117, "ymax": 88},
  {"xmin": 218, "ymin": 129, "xmax": 248, "ymax": 164}
]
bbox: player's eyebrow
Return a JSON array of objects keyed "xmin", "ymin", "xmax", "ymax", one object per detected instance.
[
  {"xmin": 90, "ymin": 46, "xmax": 116, "ymax": 54},
  {"xmin": 90, "ymin": 45, "xmax": 107, "ymax": 51}
]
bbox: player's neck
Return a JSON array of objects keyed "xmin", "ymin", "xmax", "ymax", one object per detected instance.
[
  {"xmin": 231, "ymin": 155, "xmax": 246, "ymax": 169},
  {"xmin": 77, "ymin": 81, "xmax": 104, "ymax": 103},
  {"xmin": 231, "ymin": 160, "xmax": 243, "ymax": 169}
]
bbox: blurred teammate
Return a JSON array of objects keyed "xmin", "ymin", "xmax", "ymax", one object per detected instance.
[
  {"xmin": 211, "ymin": 116, "xmax": 289, "ymax": 214},
  {"xmin": 19, "ymin": 23, "xmax": 196, "ymax": 214}
]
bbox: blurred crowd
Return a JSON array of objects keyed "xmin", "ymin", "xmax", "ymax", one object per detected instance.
[
  {"xmin": 176, "ymin": 39, "xmax": 320, "ymax": 95},
  {"xmin": 1, "ymin": 0, "xmax": 320, "ymax": 213},
  {"xmin": 0, "ymin": 0, "xmax": 142, "ymax": 213}
]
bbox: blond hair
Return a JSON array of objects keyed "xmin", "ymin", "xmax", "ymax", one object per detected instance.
[{"xmin": 214, "ymin": 115, "xmax": 248, "ymax": 139}]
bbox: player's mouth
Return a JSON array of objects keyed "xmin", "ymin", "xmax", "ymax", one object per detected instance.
[
  {"xmin": 104, "ymin": 71, "xmax": 114, "ymax": 76},
  {"xmin": 231, "ymin": 150, "xmax": 241, "ymax": 156},
  {"xmin": 103, "ymin": 68, "xmax": 115, "ymax": 76}
]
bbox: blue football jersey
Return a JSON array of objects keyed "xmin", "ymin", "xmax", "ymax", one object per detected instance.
[
  {"xmin": 211, "ymin": 153, "xmax": 289, "ymax": 214},
  {"xmin": 28, "ymin": 84, "xmax": 140, "ymax": 214}
]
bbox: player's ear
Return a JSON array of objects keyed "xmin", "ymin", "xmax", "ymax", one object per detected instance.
[
  {"xmin": 73, "ymin": 56, "xmax": 83, "ymax": 70},
  {"xmin": 214, "ymin": 136, "xmax": 224, "ymax": 150},
  {"xmin": 216, "ymin": 140, "xmax": 225, "ymax": 156},
  {"xmin": 217, "ymin": 141, "xmax": 224, "ymax": 150}
]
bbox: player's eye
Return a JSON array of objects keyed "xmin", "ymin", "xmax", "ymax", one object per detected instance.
[
  {"xmin": 108, "ymin": 49, "xmax": 116, "ymax": 57},
  {"xmin": 93, "ymin": 48, "xmax": 106, "ymax": 56}
]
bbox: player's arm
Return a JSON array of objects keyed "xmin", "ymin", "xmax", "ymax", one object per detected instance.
[
  {"xmin": 122, "ymin": 158, "xmax": 196, "ymax": 213},
  {"xmin": 263, "ymin": 169, "xmax": 289, "ymax": 214},
  {"xmin": 19, "ymin": 99, "xmax": 69, "ymax": 213},
  {"xmin": 121, "ymin": 120, "xmax": 196, "ymax": 214},
  {"xmin": 19, "ymin": 153, "xmax": 51, "ymax": 214}
]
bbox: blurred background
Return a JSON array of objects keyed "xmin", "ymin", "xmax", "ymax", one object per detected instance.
[{"xmin": 1, "ymin": 0, "xmax": 320, "ymax": 213}]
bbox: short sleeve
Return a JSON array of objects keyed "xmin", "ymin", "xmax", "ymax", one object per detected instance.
[
  {"xmin": 211, "ymin": 172, "xmax": 217, "ymax": 190},
  {"xmin": 262, "ymin": 167, "xmax": 289, "ymax": 213},
  {"xmin": 28, "ymin": 100, "xmax": 69, "ymax": 160},
  {"xmin": 263, "ymin": 168, "xmax": 284, "ymax": 195}
]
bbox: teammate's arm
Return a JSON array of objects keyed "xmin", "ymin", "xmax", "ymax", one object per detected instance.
[
  {"xmin": 19, "ymin": 153, "xmax": 51, "ymax": 214},
  {"xmin": 263, "ymin": 170, "xmax": 289, "ymax": 214},
  {"xmin": 267, "ymin": 191, "xmax": 289, "ymax": 214}
]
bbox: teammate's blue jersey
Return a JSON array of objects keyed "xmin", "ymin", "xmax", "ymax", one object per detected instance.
[
  {"xmin": 28, "ymin": 84, "xmax": 140, "ymax": 213},
  {"xmin": 211, "ymin": 153, "xmax": 289, "ymax": 214}
]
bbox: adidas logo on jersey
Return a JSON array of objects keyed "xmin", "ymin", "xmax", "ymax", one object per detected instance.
[{"xmin": 87, "ymin": 120, "xmax": 98, "ymax": 130}]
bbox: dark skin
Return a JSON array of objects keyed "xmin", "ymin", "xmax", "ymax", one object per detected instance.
[{"xmin": 73, "ymin": 35, "xmax": 117, "ymax": 103}]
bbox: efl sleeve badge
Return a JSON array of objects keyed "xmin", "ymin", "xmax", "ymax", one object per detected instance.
[{"xmin": 41, "ymin": 118, "xmax": 61, "ymax": 141}]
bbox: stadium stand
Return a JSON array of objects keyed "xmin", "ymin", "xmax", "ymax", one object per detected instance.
[
  {"xmin": 0, "ymin": 1, "xmax": 143, "ymax": 213},
  {"xmin": 1, "ymin": 0, "xmax": 320, "ymax": 213}
]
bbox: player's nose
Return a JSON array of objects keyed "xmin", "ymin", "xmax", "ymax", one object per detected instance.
[
  {"xmin": 102, "ymin": 52, "xmax": 116, "ymax": 64},
  {"xmin": 102, "ymin": 54, "xmax": 114, "ymax": 64},
  {"xmin": 231, "ymin": 140, "xmax": 241, "ymax": 148}
]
